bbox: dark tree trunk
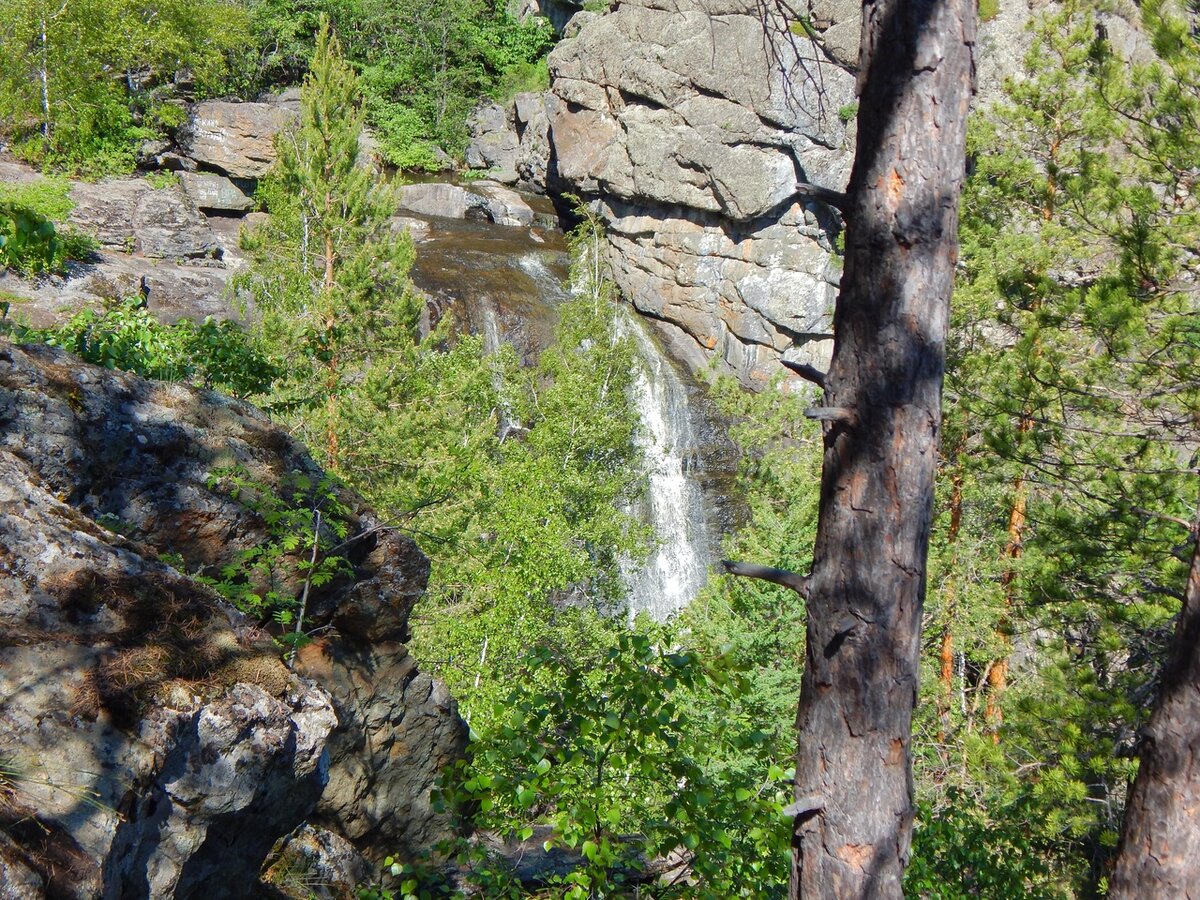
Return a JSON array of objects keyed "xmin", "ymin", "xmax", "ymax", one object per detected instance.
[
  {"xmin": 1108, "ymin": 498, "xmax": 1200, "ymax": 898},
  {"xmin": 789, "ymin": 1, "xmax": 975, "ymax": 896}
]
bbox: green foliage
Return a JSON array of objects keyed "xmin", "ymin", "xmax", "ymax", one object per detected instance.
[
  {"xmin": 491, "ymin": 59, "xmax": 549, "ymax": 105},
  {"xmin": 436, "ymin": 626, "xmax": 791, "ymax": 898},
  {"xmin": 242, "ymin": 0, "xmax": 555, "ymax": 167},
  {"xmin": 0, "ymin": 0, "xmax": 250, "ymax": 174},
  {"xmin": 677, "ymin": 376, "xmax": 819, "ymax": 783},
  {"xmin": 0, "ymin": 179, "xmax": 95, "ymax": 274},
  {"xmin": 13, "ymin": 297, "xmax": 277, "ymax": 397},
  {"xmin": 239, "ymin": 19, "xmax": 421, "ymax": 466},
  {"xmin": 393, "ymin": 228, "xmax": 645, "ymax": 723},
  {"xmin": 202, "ymin": 467, "xmax": 352, "ymax": 643},
  {"xmin": 906, "ymin": 791, "xmax": 1062, "ymax": 898},
  {"xmin": 917, "ymin": 1, "xmax": 1200, "ymax": 891}
]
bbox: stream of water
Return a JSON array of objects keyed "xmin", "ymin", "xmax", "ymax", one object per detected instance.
[{"xmin": 403, "ymin": 195, "xmax": 731, "ymax": 618}]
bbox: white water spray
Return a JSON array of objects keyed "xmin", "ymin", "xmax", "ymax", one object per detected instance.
[{"xmin": 617, "ymin": 310, "xmax": 713, "ymax": 620}]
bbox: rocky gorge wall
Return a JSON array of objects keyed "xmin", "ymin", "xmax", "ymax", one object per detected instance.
[
  {"xmin": 470, "ymin": 0, "xmax": 1117, "ymax": 386},
  {"xmin": 471, "ymin": 0, "xmax": 861, "ymax": 386},
  {"xmin": 0, "ymin": 342, "xmax": 466, "ymax": 897}
]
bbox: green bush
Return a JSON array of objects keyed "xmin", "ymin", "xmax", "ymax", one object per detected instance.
[
  {"xmin": 14, "ymin": 297, "xmax": 278, "ymax": 398},
  {"xmin": 0, "ymin": 180, "xmax": 96, "ymax": 274}
]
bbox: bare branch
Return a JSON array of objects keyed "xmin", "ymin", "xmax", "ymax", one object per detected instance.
[
  {"xmin": 781, "ymin": 359, "xmax": 827, "ymax": 388},
  {"xmin": 804, "ymin": 406, "xmax": 857, "ymax": 425},
  {"xmin": 721, "ymin": 559, "xmax": 810, "ymax": 596}
]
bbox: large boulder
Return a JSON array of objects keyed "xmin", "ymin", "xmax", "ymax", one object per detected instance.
[
  {"xmin": 0, "ymin": 443, "xmax": 335, "ymax": 900},
  {"xmin": 178, "ymin": 172, "xmax": 256, "ymax": 213},
  {"xmin": 465, "ymin": 102, "xmax": 520, "ymax": 184},
  {"xmin": 465, "ymin": 94, "xmax": 552, "ymax": 193},
  {"xmin": 68, "ymin": 179, "xmax": 218, "ymax": 260},
  {"xmin": 178, "ymin": 100, "xmax": 297, "ymax": 179},
  {"xmin": 544, "ymin": 0, "xmax": 856, "ymax": 385},
  {"xmin": 0, "ymin": 341, "xmax": 468, "ymax": 894}
]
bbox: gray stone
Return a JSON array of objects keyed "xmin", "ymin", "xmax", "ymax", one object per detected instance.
[
  {"xmin": 475, "ymin": 182, "xmax": 536, "ymax": 227},
  {"xmin": 179, "ymin": 171, "xmax": 255, "ymax": 212},
  {"xmin": 543, "ymin": 0, "xmax": 855, "ymax": 385},
  {"xmin": 513, "ymin": 93, "xmax": 552, "ymax": 191},
  {"xmin": 806, "ymin": 0, "xmax": 863, "ymax": 68},
  {"xmin": 397, "ymin": 182, "xmax": 480, "ymax": 220},
  {"xmin": 131, "ymin": 187, "xmax": 220, "ymax": 259},
  {"xmin": 466, "ymin": 101, "xmax": 520, "ymax": 183},
  {"xmin": 0, "ymin": 342, "xmax": 467, "ymax": 889},
  {"xmin": 296, "ymin": 641, "xmax": 468, "ymax": 858},
  {"xmin": 0, "ymin": 250, "xmax": 235, "ymax": 329},
  {"xmin": 67, "ymin": 179, "xmax": 151, "ymax": 249},
  {"xmin": 0, "ymin": 833, "xmax": 44, "ymax": 900},
  {"xmin": 392, "ymin": 215, "xmax": 432, "ymax": 243},
  {"xmin": 67, "ymin": 178, "xmax": 219, "ymax": 260},
  {"xmin": 179, "ymin": 99, "xmax": 297, "ymax": 178}
]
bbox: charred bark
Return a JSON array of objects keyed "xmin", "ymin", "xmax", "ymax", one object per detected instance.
[
  {"xmin": 789, "ymin": 0, "xmax": 975, "ymax": 896},
  {"xmin": 1108, "ymin": 496, "xmax": 1200, "ymax": 898}
]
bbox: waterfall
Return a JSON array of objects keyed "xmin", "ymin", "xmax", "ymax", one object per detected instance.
[{"xmin": 617, "ymin": 309, "xmax": 714, "ymax": 620}]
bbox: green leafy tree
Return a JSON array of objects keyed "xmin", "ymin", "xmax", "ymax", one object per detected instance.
[
  {"xmin": 440, "ymin": 627, "xmax": 792, "ymax": 898},
  {"xmin": 0, "ymin": 0, "xmax": 249, "ymax": 172},
  {"xmin": 395, "ymin": 212, "xmax": 645, "ymax": 723},
  {"xmin": 913, "ymin": 2, "xmax": 1199, "ymax": 891}
]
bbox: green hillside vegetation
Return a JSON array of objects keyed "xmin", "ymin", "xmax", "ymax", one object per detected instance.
[
  {"xmin": 1, "ymin": 0, "xmax": 1198, "ymax": 896},
  {"xmin": 0, "ymin": 0, "xmax": 552, "ymax": 174}
]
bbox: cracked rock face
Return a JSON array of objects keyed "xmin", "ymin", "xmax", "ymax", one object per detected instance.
[
  {"xmin": 0, "ymin": 342, "xmax": 466, "ymax": 896},
  {"xmin": 545, "ymin": 0, "xmax": 857, "ymax": 384}
]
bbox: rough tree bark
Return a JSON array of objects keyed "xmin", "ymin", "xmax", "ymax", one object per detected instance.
[
  {"xmin": 789, "ymin": 1, "xmax": 975, "ymax": 895},
  {"xmin": 1108, "ymin": 495, "xmax": 1200, "ymax": 898}
]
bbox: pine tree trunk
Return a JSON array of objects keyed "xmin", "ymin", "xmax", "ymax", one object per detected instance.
[
  {"xmin": 984, "ymin": 467, "xmax": 1027, "ymax": 740},
  {"xmin": 936, "ymin": 468, "xmax": 964, "ymax": 753},
  {"xmin": 1108, "ymin": 496, "xmax": 1200, "ymax": 897},
  {"xmin": 789, "ymin": 1, "xmax": 975, "ymax": 895}
]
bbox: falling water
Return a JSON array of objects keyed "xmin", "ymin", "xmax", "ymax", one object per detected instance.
[
  {"xmin": 618, "ymin": 310, "xmax": 715, "ymax": 620},
  {"xmin": 403, "ymin": 195, "xmax": 725, "ymax": 619}
]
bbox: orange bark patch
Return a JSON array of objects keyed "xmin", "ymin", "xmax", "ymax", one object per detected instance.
[
  {"xmin": 886, "ymin": 168, "xmax": 905, "ymax": 205},
  {"xmin": 887, "ymin": 738, "xmax": 905, "ymax": 765},
  {"xmin": 836, "ymin": 843, "xmax": 874, "ymax": 871}
]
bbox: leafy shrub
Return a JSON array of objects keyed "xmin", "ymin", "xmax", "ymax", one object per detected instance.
[
  {"xmin": 906, "ymin": 791, "xmax": 1064, "ymax": 899},
  {"xmin": 432, "ymin": 628, "xmax": 792, "ymax": 898},
  {"xmin": 15, "ymin": 297, "xmax": 278, "ymax": 397},
  {"xmin": 202, "ymin": 467, "xmax": 352, "ymax": 643},
  {"xmin": 0, "ymin": 180, "xmax": 96, "ymax": 275},
  {"xmin": 490, "ymin": 60, "xmax": 549, "ymax": 104}
]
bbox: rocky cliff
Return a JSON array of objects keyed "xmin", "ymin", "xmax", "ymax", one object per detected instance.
[
  {"xmin": 0, "ymin": 340, "xmax": 466, "ymax": 898},
  {"xmin": 470, "ymin": 0, "xmax": 859, "ymax": 385},
  {"xmin": 470, "ymin": 0, "xmax": 1089, "ymax": 385}
]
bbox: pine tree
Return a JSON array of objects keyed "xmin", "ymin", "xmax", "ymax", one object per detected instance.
[{"xmin": 240, "ymin": 18, "xmax": 421, "ymax": 474}]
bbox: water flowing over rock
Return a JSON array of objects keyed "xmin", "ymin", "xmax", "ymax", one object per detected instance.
[
  {"xmin": 0, "ymin": 341, "xmax": 466, "ymax": 894},
  {"xmin": 617, "ymin": 309, "xmax": 716, "ymax": 619}
]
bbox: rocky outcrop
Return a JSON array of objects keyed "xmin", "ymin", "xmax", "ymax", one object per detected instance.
[
  {"xmin": 178, "ymin": 172, "xmax": 256, "ymax": 214},
  {"xmin": 0, "ymin": 341, "xmax": 467, "ymax": 895},
  {"xmin": 467, "ymin": 0, "xmax": 859, "ymax": 385},
  {"xmin": 466, "ymin": 102, "xmax": 520, "ymax": 184},
  {"xmin": 465, "ymin": 94, "xmax": 552, "ymax": 194},
  {"xmin": 176, "ymin": 99, "xmax": 297, "ymax": 179},
  {"xmin": 396, "ymin": 181, "xmax": 536, "ymax": 228},
  {"xmin": 0, "ymin": 155, "xmax": 245, "ymax": 329}
]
